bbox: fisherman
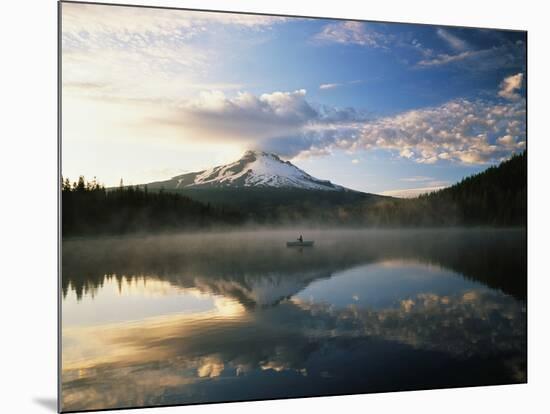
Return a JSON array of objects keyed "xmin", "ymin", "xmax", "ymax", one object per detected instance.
[{"xmin": 298, "ymin": 235, "xmax": 303, "ymax": 242}]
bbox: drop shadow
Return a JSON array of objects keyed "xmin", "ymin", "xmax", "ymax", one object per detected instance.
[{"xmin": 33, "ymin": 397, "xmax": 57, "ymax": 412}]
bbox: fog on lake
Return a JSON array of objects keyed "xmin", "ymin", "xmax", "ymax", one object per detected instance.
[{"xmin": 61, "ymin": 228, "xmax": 526, "ymax": 412}]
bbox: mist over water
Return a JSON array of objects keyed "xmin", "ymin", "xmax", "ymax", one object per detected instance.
[{"xmin": 61, "ymin": 228, "xmax": 526, "ymax": 411}]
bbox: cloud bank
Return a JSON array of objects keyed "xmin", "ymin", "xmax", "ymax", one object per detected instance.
[{"xmin": 153, "ymin": 86, "xmax": 525, "ymax": 165}]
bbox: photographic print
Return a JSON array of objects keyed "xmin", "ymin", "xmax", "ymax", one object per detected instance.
[{"xmin": 59, "ymin": 1, "xmax": 527, "ymax": 412}]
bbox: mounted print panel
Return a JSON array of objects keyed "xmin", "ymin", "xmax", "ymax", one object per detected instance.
[{"xmin": 59, "ymin": 1, "xmax": 527, "ymax": 412}]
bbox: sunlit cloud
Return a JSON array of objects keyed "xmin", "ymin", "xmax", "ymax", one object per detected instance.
[
  {"xmin": 381, "ymin": 185, "xmax": 448, "ymax": 198},
  {"xmin": 384, "ymin": 176, "xmax": 451, "ymax": 197},
  {"xmin": 346, "ymin": 98, "xmax": 526, "ymax": 164},
  {"xmin": 498, "ymin": 73, "xmax": 524, "ymax": 100},
  {"xmin": 62, "ymin": 2, "xmax": 287, "ymax": 103},
  {"xmin": 197, "ymin": 356, "xmax": 225, "ymax": 378}
]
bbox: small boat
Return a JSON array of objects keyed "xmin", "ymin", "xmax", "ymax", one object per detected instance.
[{"xmin": 286, "ymin": 240, "xmax": 314, "ymax": 247}]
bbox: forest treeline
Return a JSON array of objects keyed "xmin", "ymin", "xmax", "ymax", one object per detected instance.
[
  {"xmin": 61, "ymin": 177, "xmax": 243, "ymax": 236},
  {"xmin": 358, "ymin": 150, "xmax": 527, "ymax": 227},
  {"xmin": 61, "ymin": 151, "xmax": 526, "ymax": 236}
]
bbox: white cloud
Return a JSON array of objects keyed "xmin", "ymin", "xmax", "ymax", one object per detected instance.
[
  {"xmin": 153, "ymin": 89, "xmax": 320, "ymax": 144},
  {"xmin": 61, "ymin": 2, "xmax": 286, "ymax": 103},
  {"xmin": 400, "ymin": 176, "xmax": 434, "ymax": 182},
  {"xmin": 314, "ymin": 21, "xmax": 391, "ymax": 48},
  {"xmin": 381, "ymin": 185, "xmax": 448, "ymax": 198},
  {"xmin": 354, "ymin": 98, "xmax": 525, "ymax": 164},
  {"xmin": 498, "ymin": 135, "xmax": 514, "ymax": 145},
  {"xmin": 418, "ymin": 50, "xmax": 475, "ymax": 67},
  {"xmin": 498, "ymin": 73, "xmax": 524, "ymax": 100},
  {"xmin": 62, "ymin": 2, "xmax": 286, "ymax": 35},
  {"xmin": 436, "ymin": 28, "xmax": 469, "ymax": 51},
  {"xmin": 351, "ymin": 159, "xmax": 360, "ymax": 164},
  {"xmin": 319, "ymin": 83, "xmax": 340, "ymax": 90},
  {"xmin": 320, "ymin": 79, "xmax": 366, "ymax": 90}
]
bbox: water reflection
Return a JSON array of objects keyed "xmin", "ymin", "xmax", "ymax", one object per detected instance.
[
  {"xmin": 61, "ymin": 229, "xmax": 526, "ymax": 412},
  {"xmin": 63, "ymin": 277, "xmax": 245, "ymax": 327}
]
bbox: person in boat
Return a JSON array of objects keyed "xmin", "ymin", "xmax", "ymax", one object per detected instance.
[{"xmin": 298, "ymin": 235, "xmax": 303, "ymax": 242}]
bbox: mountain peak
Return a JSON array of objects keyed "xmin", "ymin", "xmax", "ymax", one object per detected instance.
[
  {"xmin": 241, "ymin": 150, "xmax": 283, "ymax": 162},
  {"xmin": 149, "ymin": 150, "xmax": 348, "ymax": 191}
]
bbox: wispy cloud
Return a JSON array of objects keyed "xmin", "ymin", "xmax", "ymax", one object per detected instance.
[
  {"xmin": 417, "ymin": 41, "xmax": 525, "ymax": 71},
  {"xmin": 62, "ymin": 2, "xmax": 286, "ymax": 34},
  {"xmin": 319, "ymin": 80, "xmax": 364, "ymax": 90},
  {"xmin": 436, "ymin": 28, "xmax": 469, "ymax": 51},
  {"xmin": 319, "ymin": 83, "xmax": 341, "ymax": 90},
  {"xmin": 417, "ymin": 50, "xmax": 476, "ymax": 67},
  {"xmin": 399, "ymin": 176, "xmax": 434, "ymax": 182},
  {"xmin": 313, "ymin": 21, "xmax": 392, "ymax": 48},
  {"xmin": 62, "ymin": 2, "xmax": 287, "ymax": 102},
  {"xmin": 313, "ymin": 22, "xmax": 525, "ymax": 74}
]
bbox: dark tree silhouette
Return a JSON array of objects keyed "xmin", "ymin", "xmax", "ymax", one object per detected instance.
[{"xmin": 61, "ymin": 177, "xmax": 244, "ymax": 236}]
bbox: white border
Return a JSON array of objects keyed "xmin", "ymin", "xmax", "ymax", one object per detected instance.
[{"xmin": 2, "ymin": 1, "xmax": 549, "ymax": 413}]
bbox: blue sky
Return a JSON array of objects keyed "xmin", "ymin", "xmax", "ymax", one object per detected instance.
[{"xmin": 61, "ymin": 3, "xmax": 526, "ymax": 195}]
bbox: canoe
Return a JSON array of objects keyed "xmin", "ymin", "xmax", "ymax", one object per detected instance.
[{"xmin": 286, "ymin": 241, "xmax": 314, "ymax": 247}]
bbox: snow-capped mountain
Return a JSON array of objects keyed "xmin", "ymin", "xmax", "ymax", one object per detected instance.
[{"xmin": 149, "ymin": 150, "xmax": 347, "ymax": 191}]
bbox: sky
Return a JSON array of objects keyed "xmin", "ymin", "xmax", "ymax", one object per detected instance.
[{"xmin": 61, "ymin": 2, "xmax": 526, "ymax": 196}]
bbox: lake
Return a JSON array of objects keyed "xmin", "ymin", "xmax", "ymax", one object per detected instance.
[{"xmin": 61, "ymin": 228, "xmax": 526, "ymax": 412}]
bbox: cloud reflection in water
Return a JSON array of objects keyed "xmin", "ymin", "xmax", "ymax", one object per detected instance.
[{"xmin": 61, "ymin": 229, "xmax": 526, "ymax": 411}]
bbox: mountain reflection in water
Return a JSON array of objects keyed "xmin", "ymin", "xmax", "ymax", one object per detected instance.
[{"xmin": 61, "ymin": 228, "xmax": 526, "ymax": 412}]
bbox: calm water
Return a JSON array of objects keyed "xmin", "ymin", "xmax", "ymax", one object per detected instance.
[{"xmin": 61, "ymin": 228, "xmax": 526, "ymax": 412}]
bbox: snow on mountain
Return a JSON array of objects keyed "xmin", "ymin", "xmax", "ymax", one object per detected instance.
[{"xmin": 157, "ymin": 150, "xmax": 347, "ymax": 191}]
